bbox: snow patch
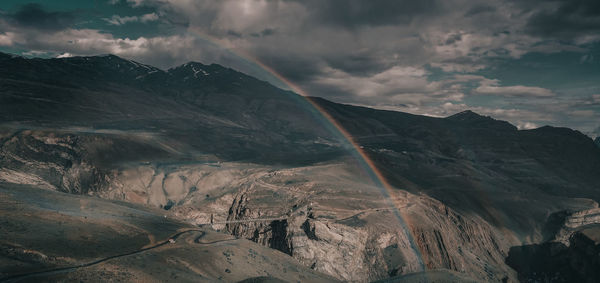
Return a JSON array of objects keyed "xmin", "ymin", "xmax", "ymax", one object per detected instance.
[{"xmin": 191, "ymin": 66, "xmax": 209, "ymax": 78}]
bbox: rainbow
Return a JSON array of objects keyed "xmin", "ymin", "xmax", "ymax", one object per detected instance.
[{"xmin": 188, "ymin": 31, "xmax": 426, "ymax": 270}]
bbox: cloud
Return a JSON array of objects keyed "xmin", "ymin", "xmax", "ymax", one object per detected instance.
[
  {"xmin": 316, "ymin": 66, "xmax": 429, "ymax": 98},
  {"xmin": 104, "ymin": 13, "xmax": 159, "ymax": 25},
  {"xmin": 6, "ymin": 3, "xmax": 74, "ymax": 31},
  {"xmin": 141, "ymin": 13, "xmax": 159, "ymax": 22},
  {"xmin": 298, "ymin": 0, "xmax": 440, "ymax": 28},
  {"xmin": 309, "ymin": 65, "xmax": 469, "ymax": 110},
  {"xmin": 570, "ymin": 110, "xmax": 596, "ymax": 117},
  {"xmin": 474, "ymin": 83, "xmax": 555, "ymax": 97},
  {"xmin": 446, "ymin": 75, "xmax": 555, "ymax": 97},
  {"xmin": 525, "ymin": 0, "xmax": 600, "ymax": 41},
  {"xmin": 104, "ymin": 15, "xmax": 138, "ymax": 26},
  {"xmin": 56, "ymin": 52, "xmax": 74, "ymax": 58},
  {"xmin": 0, "ymin": 33, "xmax": 13, "ymax": 46},
  {"xmin": 464, "ymin": 5, "xmax": 497, "ymax": 17},
  {"xmin": 516, "ymin": 121, "xmax": 539, "ymax": 130}
]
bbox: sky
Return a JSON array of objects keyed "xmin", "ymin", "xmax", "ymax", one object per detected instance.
[{"xmin": 0, "ymin": 0, "xmax": 599, "ymax": 137}]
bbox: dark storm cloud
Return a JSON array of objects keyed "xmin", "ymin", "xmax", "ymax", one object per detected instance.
[
  {"xmin": 298, "ymin": 0, "xmax": 441, "ymax": 28},
  {"xmin": 253, "ymin": 53, "xmax": 323, "ymax": 82},
  {"xmin": 444, "ymin": 33, "xmax": 462, "ymax": 45},
  {"xmin": 525, "ymin": 0, "xmax": 600, "ymax": 40},
  {"xmin": 6, "ymin": 3, "xmax": 75, "ymax": 31},
  {"xmin": 464, "ymin": 5, "xmax": 497, "ymax": 17},
  {"xmin": 260, "ymin": 28, "xmax": 276, "ymax": 36},
  {"xmin": 323, "ymin": 53, "xmax": 392, "ymax": 77},
  {"xmin": 226, "ymin": 30, "xmax": 242, "ymax": 38}
]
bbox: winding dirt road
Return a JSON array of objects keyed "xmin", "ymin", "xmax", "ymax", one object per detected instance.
[{"xmin": 0, "ymin": 228, "xmax": 221, "ymax": 282}]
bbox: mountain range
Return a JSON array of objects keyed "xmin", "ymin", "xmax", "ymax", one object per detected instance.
[{"xmin": 1, "ymin": 52, "xmax": 600, "ymax": 282}]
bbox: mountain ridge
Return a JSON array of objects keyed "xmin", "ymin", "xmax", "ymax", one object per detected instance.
[
  {"xmin": 3, "ymin": 50, "xmax": 596, "ymax": 142},
  {"xmin": 1, "ymin": 51, "xmax": 598, "ymax": 170},
  {"xmin": 2, "ymin": 50, "xmax": 600, "ymax": 282}
]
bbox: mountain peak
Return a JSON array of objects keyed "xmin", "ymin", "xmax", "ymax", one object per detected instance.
[
  {"xmin": 447, "ymin": 110, "xmax": 483, "ymax": 120},
  {"xmin": 174, "ymin": 61, "xmax": 230, "ymax": 71},
  {"xmin": 169, "ymin": 62, "xmax": 214, "ymax": 78},
  {"xmin": 168, "ymin": 62, "xmax": 242, "ymax": 81},
  {"xmin": 180, "ymin": 61, "xmax": 207, "ymax": 68},
  {"xmin": 446, "ymin": 109, "xmax": 517, "ymax": 131}
]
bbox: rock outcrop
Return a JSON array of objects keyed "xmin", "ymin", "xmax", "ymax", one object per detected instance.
[{"xmin": 545, "ymin": 205, "xmax": 600, "ymax": 245}]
